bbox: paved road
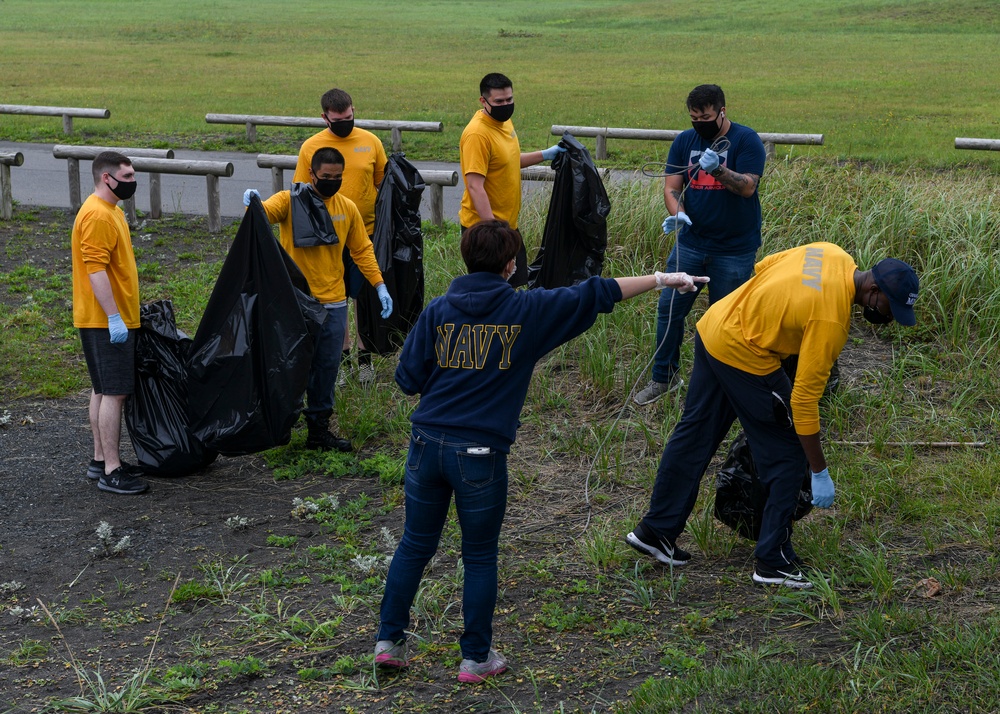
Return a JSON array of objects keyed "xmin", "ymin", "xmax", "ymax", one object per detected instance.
[{"xmin": 0, "ymin": 140, "xmax": 470, "ymax": 223}]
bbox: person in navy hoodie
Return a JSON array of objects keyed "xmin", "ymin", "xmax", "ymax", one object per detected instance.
[{"xmin": 374, "ymin": 219, "xmax": 708, "ymax": 682}]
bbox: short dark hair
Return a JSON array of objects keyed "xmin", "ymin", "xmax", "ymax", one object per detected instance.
[
  {"xmin": 460, "ymin": 220, "xmax": 522, "ymax": 274},
  {"xmin": 321, "ymin": 88, "xmax": 353, "ymax": 113},
  {"xmin": 92, "ymin": 151, "xmax": 132, "ymax": 185},
  {"xmin": 686, "ymin": 84, "xmax": 725, "ymax": 113},
  {"xmin": 480, "ymin": 73, "xmax": 513, "ymax": 97},
  {"xmin": 311, "ymin": 147, "xmax": 344, "ymax": 173}
]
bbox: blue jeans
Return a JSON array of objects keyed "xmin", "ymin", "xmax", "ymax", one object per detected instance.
[
  {"xmin": 378, "ymin": 427, "xmax": 509, "ymax": 662},
  {"xmin": 651, "ymin": 243, "xmax": 756, "ymax": 383},
  {"xmin": 643, "ymin": 334, "xmax": 805, "ymax": 568},
  {"xmin": 304, "ymin": 304, "xmax": 347, "ymax": 417}
]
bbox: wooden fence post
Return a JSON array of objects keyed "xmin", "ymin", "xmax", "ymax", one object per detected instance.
[
  {"xmin": 1, "ymin": 164, "xmax": 12, "ymax": 219},
  {"xmin": 271, "ymin": 167, "xmax": 284, "ymax": 195},
  {"xmin": 123, "ymin": 196, "xmax": 138, "ymax": 227},
  {"xmin": 391, "ymin": 127, "xmax": 403, "ymax": 153},
  {"xmin": 206, "ymin": 175, "xmax": 222, "ymax": 233},
  {"xmin": 429, "ymin": 184, "xmax": 444, "ymax": 226},
  {"xmin": 595, "ymin": 133, "xmax": 607, "ymax": 160},
  {"xmin": 245, "ymin": 121, "xmax": 257, "ymax": 142},
  {"xmin": 149, "ymin": 173, "xmax": 162, "ymax": 219},
  {"xmin": 68, "ymin": 158, "xmax": 82, "ymax": 210},
  {"xmin": 62, "ymin": 114, "xmax": 73, "ymax": 134}
]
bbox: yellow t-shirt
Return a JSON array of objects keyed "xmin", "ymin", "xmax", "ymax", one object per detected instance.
[
  {"xmin": 696, "ymin": 242, "xmax": 857, "ymax": 436},
  {"xmin": 260, "ymin": 189, "xmax": 383, "ymax": 304},
  {"xmin": 459, "ymin": 110, "xmax": 522, "ymax": 229},
  {"xmin": 72, "ymin": 194, "xmax": 140, "ymax": 329},
  {"xmin": 293, "ymin": 127, "xmax": 387, "ymax": 235}
]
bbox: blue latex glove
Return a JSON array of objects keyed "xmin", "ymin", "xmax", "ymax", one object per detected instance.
[
  {"xmin": 376, "ymin": 284, "xmax": 393, "ymax": 319},
  {"xmin": 243, "ymin": 188, "xmax": 260, "ymax": 207},
  {"xmin": 662, "ymin": 211, "xmax": 692, "ymax": 234},
  {"xmin": 698, "ymin": 148, "xmax": 720, "ymax": 174},
  {"xmin": 107, "ymin": 313, "xmax": 128, "ymax": 344},
  {"xmin": 811, "ymin": 468, "xmax": 835, "ymax": 508},
  {"xmin": 541, "ymin": 144, "xmax": 567, "ymax": 161}
]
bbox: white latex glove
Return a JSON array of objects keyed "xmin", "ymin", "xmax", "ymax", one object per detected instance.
[{"xmin": 654, "ymin": 272, "xmax": 710, "ymax": 294}]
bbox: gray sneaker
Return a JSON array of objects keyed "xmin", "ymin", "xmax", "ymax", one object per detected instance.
[
  {"xmin": 633, "ymin": 374, "xmax": 683, "ymax": 405},
  {"xmin": 458, "ymin": 648, "xmax": 507, "ymax": 683},
  {"xmin": 374, "ymin": 639, "xmax": 408, "ymax": 668},
  {"xmin": 357, "ymin": 362, "xmax": 375, "ymax": 385}
]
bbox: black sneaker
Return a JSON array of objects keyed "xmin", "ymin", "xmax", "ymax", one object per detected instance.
[
  {"xmin": 98, "ymin": 466, "xmax": 149, "ymax": 495},
  {"xmin": 305, "ymin": 431, "xmax": 353, "ymax": 453},
  {"xmin": 626, "ymin": 522, "xmax": 691, "ymax": 566},
  {"xmin": 86, "ymin": 459, "xmax": 105, "ymax": 480},
  {"xmin": 752, "ymin": 561, "xmax": 813, "ymax": 589}
]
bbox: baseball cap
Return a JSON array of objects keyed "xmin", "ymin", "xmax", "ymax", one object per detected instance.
[{"xmin": 871, "ymin": 258, "xmax": 919, "ymax": 326}]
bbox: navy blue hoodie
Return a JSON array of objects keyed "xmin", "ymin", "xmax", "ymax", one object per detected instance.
[{"xmin": 395, "ymin": 273, "xmax": 623, "ymax": 452}]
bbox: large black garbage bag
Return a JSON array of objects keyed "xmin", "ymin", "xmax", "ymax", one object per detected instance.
[
  {"xmin": 186, "ymin": 196, "xmax": 327, "ymax": 455},
  {"xmin": 714, "ymin": 432, "xmax": 813, "ymax": 541},
  {"xmin": 527, "ymin": 133, "xmax": 610, "ymax": 289},
  {"xmin": 125, "ymin": 300, "xmax": 217, "ymax": 476},
  {"xmin": 357, "ymin": 152, "xmax": 426, "ymax": 354}
]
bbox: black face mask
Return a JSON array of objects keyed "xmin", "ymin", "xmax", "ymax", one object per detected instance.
[
  {"xmin": 486, "ymin": 101, "xmax": 515, "ymax": 123},
  {"xmin": 107, "ymin": 174, "xmax": 137, "ymax": 201},
  {"xmin": 314, "ymin": 178, "xmax": 342, "ymax": 198},
  {"xmin": 327, "ymin": 118, "xmax": 354, "ymax": 138},
  {"xmin": 691, "ymin": 119, "xmax": 720, "ymax": 142},
  {"xmin": 862, "ymin": 291, "xmax": 893, "ymax": 324}
]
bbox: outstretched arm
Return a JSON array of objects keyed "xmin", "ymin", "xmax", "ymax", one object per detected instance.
[{"xmin": 615, "ymin": 272, "xmax": 709, "ymax": 300}]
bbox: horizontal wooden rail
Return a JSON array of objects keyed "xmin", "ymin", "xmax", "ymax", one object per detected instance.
[
  {"xmin": 955, "ymin": 138, "xmax": 1000, "ymax": 152},
  {"xmin": 550, "ymin": 124, "xmax": 824, "ymax": 160},
  {"xmin": 52, "ymin": 146, "xmax": 232, "ymax": 232},
  {"xmin": 0, "ymin": 103, "xmax": 110, "ymax": 134},
  {"xmin": 520, "ymin": 165, "xmax": 610, "ymax": 182},
  {"xmin": 206, "ymin": 113, "xmax": 442, "ymax": 151},
  {"xmin": 0, "ymin": 151, "xmax": 25, "ymax": 220},
  {"xmin": 256, "ymin": 153, "xmax": 458, "ymax": 226}
]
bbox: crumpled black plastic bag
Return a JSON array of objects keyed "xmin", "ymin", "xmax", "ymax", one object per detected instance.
[
  {"xmin": 290, "ymin": 182, "xmax": 338, "ymax": 247},
  {"xmin": 357, "ymin": 152, "xmax": 426, "ymax": 354},
  {"xmin": 124, "ymin": 300, "xmax": 217, "ymax": 476},
  {"xmin": 527, "ymin": 133, "xmax": 610, "ymax": 289},
  {"xmin": 714, "ymin": 432, "xmax": 813, "ymax": 541},
  {"xmin": 186, "ymin": 195, "xmax": 327, "ymax": 455}
]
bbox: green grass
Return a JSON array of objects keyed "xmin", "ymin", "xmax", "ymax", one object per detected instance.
[{"xmin": 1, "ymin": 0, "xmax": 999, "ymax": 167}]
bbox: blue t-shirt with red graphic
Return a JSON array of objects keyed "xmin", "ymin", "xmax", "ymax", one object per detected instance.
[{"xmin": 666, "ymin": 121, "xmax": 766, "ymax": 256}]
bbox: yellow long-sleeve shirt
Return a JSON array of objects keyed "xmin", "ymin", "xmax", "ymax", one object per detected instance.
[
  {"xmin": 260, "ymin": 190, "xmax": 383, "ymax": 305},
  {"xmin": 696, "ymin": 242, "xmax": 857, "ymax": 436}
]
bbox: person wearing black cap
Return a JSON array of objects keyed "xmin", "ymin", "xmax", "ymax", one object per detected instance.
[{"xmin": 627, "ymin": 242, "xmax": 919, "ymax": 589}]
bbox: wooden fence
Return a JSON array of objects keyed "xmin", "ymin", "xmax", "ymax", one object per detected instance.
[
  {"xmin": 955, "ymin": 138, "xmax": 1000, "ymax": 152},
  {"xmin": 550, "ymin": 125, "xmax": 824, "ymax": 160},
  {"xmin": 206, "ymin": 114, "xmax": 442, "ymax": 152},
  {"xmin": 0, "ymin": 150, "xmax": 25, "ymax": 219},
  {"xmin": 52, "ymin": 146, "xmax": 233, "ymax": 232},
  {"xmin": 255, "ymin": 154, "xmax": 458, "ymax": 226},
  {"xmin": 0, "ymin": 104, "xmax": 110, "ymax": 134}
]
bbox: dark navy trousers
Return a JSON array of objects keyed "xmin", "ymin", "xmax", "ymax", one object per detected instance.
[{"xmin": 643, "ymin": 333, "xmax": 808, "ymax": 568}]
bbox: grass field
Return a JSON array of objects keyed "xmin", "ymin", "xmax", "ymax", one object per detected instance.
[{"xmin": 2, "ymin": 0, "xmax": 999, "ymax": 166}]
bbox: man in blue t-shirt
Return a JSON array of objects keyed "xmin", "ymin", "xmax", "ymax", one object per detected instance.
[{"xmin": 634, "ymin": 84, "xmax": 767, "ymax": 405}]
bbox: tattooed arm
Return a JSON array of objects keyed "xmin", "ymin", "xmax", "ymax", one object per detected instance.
[
  {"xmin": 663, "ymin": 173, "xmax": 685, "ymax": 214},
  {"xmin": 712, "ymin": 167, "xmax": 760, "ymax": 198}
]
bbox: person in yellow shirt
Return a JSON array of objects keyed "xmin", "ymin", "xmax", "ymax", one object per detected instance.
[
  {"xmin": 627, "ymin": 242, "xmax": 919, "ymax": 589},
  {"xmin": 294, "ymin": 88, "xmax": 387, "ymax": 383},
  {"xmin": 459, "ymin": 72, "xmax": 566, "ymax": 287},
  {"xmin": 72, "ymin": 151, "xmax": 149, "ymax": 495},
  {"xmin": 245, "ymin": 147, "xmax": 393, "ymax": 451}
]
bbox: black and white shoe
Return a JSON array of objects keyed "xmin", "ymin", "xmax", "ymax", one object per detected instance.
[
  {"xmin": 626, "ymin": 522, "xmax": 691, "ymax": 566},
  {"xmin": 752, "ymin": 561, "xmax": 813, "ymax": 589},
  {"xmin": 98, "ymin": 466, "xmax": 149, "ymax": 495}
]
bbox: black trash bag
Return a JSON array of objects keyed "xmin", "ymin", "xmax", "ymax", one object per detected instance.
[
  {"xmin": 527, "ymin": 133, "xmax": 610, "ymax": 289},
  {"xmin": 714, "ymin": 432, "xmax": 813, "ymax": 541},
  {"xmin": 186, "ymin": 195, "xmax": 327, "ymax": 455},
  {"xmin": 357, "ymin": 152, "xmax": 426, "ymax": 354},
  {"xmin": 124, "ymin": 300, "xmax": 217, "ymax": 476}
]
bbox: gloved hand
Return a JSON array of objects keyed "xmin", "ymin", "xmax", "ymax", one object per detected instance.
[
  {"xmin": 107, "ymin": 313, "xmax": 128, "ymax": 344},
  {"xmin": 243, "ymin": 188, "xmax": 261, "ymax": 207},
  {"xmin": 541, "ymin": 144, "xmax": 567, "ymax": 161},
  {"xmin": 376, "ymin": 284, "xmax": 393, "ymax": 319},
  {"xmin": 662, "ymin": 211, "xmax": 692, "ymax": 234},
  {"xmin": 698, "ymin": 148, "xmax": 720, "ymax": 174},
  {"xmin": 811, "ymin": 468, "xmax": 835, "ymax": 508},
  {"xmin": 655, "ymin": 272, "xmax": 710, "ymax": 294}
]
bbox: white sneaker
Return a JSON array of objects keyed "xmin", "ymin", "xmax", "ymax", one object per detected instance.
[
  {"xmin": 633, "ymin": 373, "xmax": 683, "ymax": 405},
  {"xmin": 357, "ymin": 362, "xmax": 375, "ymax": 385},
  {"xmin": 458, "ymin": 648, "xmax": 507, "ymax": 683}
]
